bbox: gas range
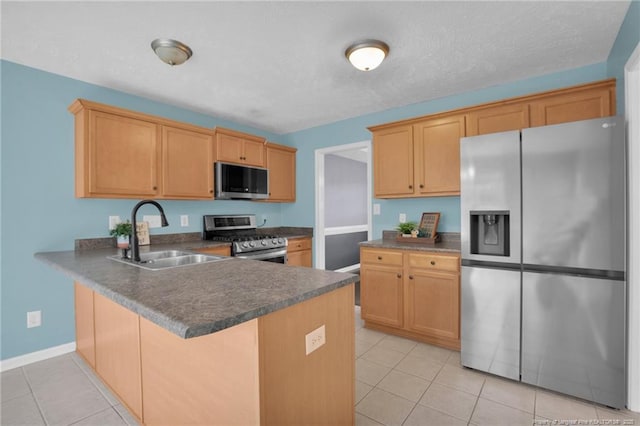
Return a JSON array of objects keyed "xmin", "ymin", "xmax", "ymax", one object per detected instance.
[{"xmin": 203, "ymin": 215, "xmax": 288, "ymax": 262}]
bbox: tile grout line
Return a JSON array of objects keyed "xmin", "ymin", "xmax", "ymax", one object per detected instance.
[{"xmin": 19, "ymin": 365, "xmax": 48, "ymax": 425}]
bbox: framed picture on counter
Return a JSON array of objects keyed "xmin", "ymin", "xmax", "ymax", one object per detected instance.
[{"xmin": 419, "ymin": 212, "xmax": 440, "ymax": 238}]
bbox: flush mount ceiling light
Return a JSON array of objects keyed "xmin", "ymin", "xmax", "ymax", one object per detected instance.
[
  {"xmin": 345, "ymin": 40, "xmax": 389, "ymax": 71},
  {"xmin": 151, "ymin": 38, "xmax": 193, "ymax": 66}
]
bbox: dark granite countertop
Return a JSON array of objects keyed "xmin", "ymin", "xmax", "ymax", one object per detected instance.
[
  {"xmin": 35, "ymin": 241, "xmax": 354, "ymax": 340},
  {"xmin": 360, "ymin": 231, "xmax": 461, "ymax": 254}
]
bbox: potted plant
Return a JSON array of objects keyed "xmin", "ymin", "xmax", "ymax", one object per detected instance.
[
  {"xmin": 396, "ymin": 221, "xmax": 418, "ymax": 237},
  {"xmin": 110, "ymin": 221, "xmax": 132, "ymax": 248}
]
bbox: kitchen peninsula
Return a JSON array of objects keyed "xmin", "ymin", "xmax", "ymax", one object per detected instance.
[{"xmin": 35, "ymin": 245, "xmax": 357, "ymax": 425}]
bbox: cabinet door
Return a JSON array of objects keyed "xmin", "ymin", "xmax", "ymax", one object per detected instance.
[
  {"xmin": 466, "ymin": 103, "xmax": 530, "ymax": 136},
  {"xmin": 161, "ymin": 126, "xmax": 213, "ymax": 199},
  {"xmin": 529, "ymin": 86, "xmax": 614, "ymax": 127},
  {"xmin": 266, "ymin": 144, "xmax": 296, "ymax": 201},
  {"xmin": 287, "ymin": 237, "xmax": 312, "ymax": 267},
  {"xmin": 373, "ymin": 126, "xmax": 414, "ymax": 197},
  {"xmin": 360, "ymin": 264, "xmax": 404, "ymax": 327},
  {"xmin": 241, "ymin": 139, "xmax": 266, "ymax": 167},
  {"xmin": 74, "ymin": 283, "xmax": 95, "ymax": 368},
  {"xmin": 94, "ymin": 293, "xmax": 142, "ymax": 419},
  {"xmin": 88, "ymin": 111, "xmax": 159, "ymax": 197},
  {"xmin": 406, "ymin": 268, "xmax": 459, "ymax": 340},
  {"xmin": 414, "ymin": 115, "xmax": 465, "ymax": 196},
  {"xmin": 216, "ymin": 133, "xmax": 245, "ymax": 164}
]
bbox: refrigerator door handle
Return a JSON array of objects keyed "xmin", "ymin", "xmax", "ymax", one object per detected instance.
[{"xmin": 522, "ymin": 263, "xmax": 625, "ymax": 280}]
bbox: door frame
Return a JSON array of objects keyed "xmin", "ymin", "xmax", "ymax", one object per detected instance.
[
  {"xmin": 314, "ymin": 140, "xmax": 372, "ymax": 270},
  {"xmin": 625, "ymin": 40, "xmax": 640, "ymax": 412}
]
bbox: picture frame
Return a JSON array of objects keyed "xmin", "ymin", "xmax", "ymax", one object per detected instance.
[{"xmin": 419, "ymin": 212, "xmax": 440, "ymax": 239}]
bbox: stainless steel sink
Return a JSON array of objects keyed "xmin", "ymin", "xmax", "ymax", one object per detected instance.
[{"xmin": 108, "ymin": 250, "xmax": 227, "ymax": 270}]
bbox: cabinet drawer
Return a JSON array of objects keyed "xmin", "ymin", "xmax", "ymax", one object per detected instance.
[
  {"xmin": 407, "ymin": 252, "xmax": 459, "ymax": 272},
  {"xmin": 288, "ymin": 237, "xmax": 311, "ymax": 252},
  {"xmin": 361, "ymin": 249, "xmax": 403, "ymax": 266}
]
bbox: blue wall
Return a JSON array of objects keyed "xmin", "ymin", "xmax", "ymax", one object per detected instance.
[
  {"xmin": 280, "ymin": 62, "xmax": 609, "ymax": 237},
  {"xmin": 0, "ymin": 61, "xmax": 287, "ymax": 360},
  {"xmin": 608, "ymin": 0, "xmax": 640, "ymax": 112}
]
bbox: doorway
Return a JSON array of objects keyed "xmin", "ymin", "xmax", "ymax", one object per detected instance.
[{"xmin": 315, "ymin": 141, "xmax": 372, "ymax": 304}]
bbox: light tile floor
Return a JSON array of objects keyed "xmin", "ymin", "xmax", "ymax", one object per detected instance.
[{"xmin": 2, "ymin": 306, "xmax": 639, "ymax": 426}]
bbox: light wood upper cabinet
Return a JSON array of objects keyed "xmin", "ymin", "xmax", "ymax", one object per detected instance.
[
  {"xmin": 413, "ymin": 114, "xmax": 465, "ymax": 196},
  {"xmin": 214, "ymin": 127, "xmax": 266, "ymax": 167},
  {"xmin": 83, "ymin": 110, "xmax": 160, "ymax": 198},
  {"xmin": 529, "ymin": 84, "xmax": 615, "ymax": 127},
  {"xmin": 69, "ymin": 99, "xmax": 215, "ymax": 200},
  {"xmin": 94, "ymin": 292, "xmax": 143, "ymax": 420},
  {"xmin": 161, "ymin": 126, "xmax": 213, "ymax": 199},
  {"xmin": 466, "ymin": 103, "xmax": 530, "ymax": 136},
  {"xmin": 265, "ymin": 142, "xmax": 296, "ymax": 202},
  {"xmin": 372, "ymin": 125, "xmax": 414, "ymax": 197}
]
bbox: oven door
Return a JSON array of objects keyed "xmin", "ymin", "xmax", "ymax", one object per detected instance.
[{"xmin": 234, "ymin": 247, "xmax": 287, "ymax": 264}]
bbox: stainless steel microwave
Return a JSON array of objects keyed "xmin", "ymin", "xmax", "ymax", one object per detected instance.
[{"xmin": 214, "ymin": 162, "xmax": 269, "ymax": 200}]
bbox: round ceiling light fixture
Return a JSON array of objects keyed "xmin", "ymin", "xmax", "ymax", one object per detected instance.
[
  {"xmin": 345, "ymin": 40, "xmax": 389, "ymax": 71},
  {"xmin": 151, "ymin": 38, "xmax": 193, "ymax": 66}
]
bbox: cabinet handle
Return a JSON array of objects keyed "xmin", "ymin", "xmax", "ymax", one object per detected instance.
[
  {"xmin": 153, "ymin": 186, "xmax": 157, "ymax": 190},
  {"xmin": 409, "ymin": 275, "xmax": 414, "ymax": 280},
  {"xmin": 377, "ymin": 256, "xmax": 382, "ymax": 260},
  {"xmin": 409, "ymin": 185, "xmax": 413, "ymax": 189},
  {"xmin": 430, "ymin": 260, "xmax": 436, "ymax": 265},
  {"xmin": 420, "ymin": 184, "xmax": 424, "ymax": 189},
  {"xmin": 209, "ymin": 189, "xmax": 213, "ymax": 194},
  {"xmin": 397, "ymin": 273, "xmax": 402, "ymax": 278}
]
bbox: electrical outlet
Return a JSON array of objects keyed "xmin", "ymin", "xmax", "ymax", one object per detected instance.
[
  {"xmin": 305, "ymin": 325, "xmax": 326, "ymax": 355},
  {"xmin": 143, "ymin": 215, "xmax": 162, "ymax": 228},
  {"xmin": 108, "ymin": 216, "xmax": 121, "ymax": 230},
  {"xmin": 399, "ymin": 213, "xmax": 407, "ymax": 223},
  {"xmin": 27, "ymin": 310, "xmax": 41, "ymax": 328},
  {"xmin": 373, "ymin": 204, "xmax": 381, "ymax": 215},
  {"xmin": 180, "ymin": 215, "xmax": 189, "ymax": 227}
]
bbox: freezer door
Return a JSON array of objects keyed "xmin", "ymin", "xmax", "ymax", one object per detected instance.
[
  {"xmin": 521, "ymin": 271, "xmax": 626, "ymax": 408},
  {"xmin": 461, "ymin": 266, "xmax": 520, "ymax": 380},
  {"xmin": 521, "ymin": 116, "xmax": 625, "ymax": 272},
  {"xmin": 460, "ymin": 131, "xmax": 521, "ymax": 264}
]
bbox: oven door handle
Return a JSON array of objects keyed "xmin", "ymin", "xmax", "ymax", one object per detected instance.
[{"xmin": 235, "ymin": 248, "xmax": 288, "ymax": 261}]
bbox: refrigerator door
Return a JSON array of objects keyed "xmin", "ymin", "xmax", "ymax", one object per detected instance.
[
  {"xmin": 521, "ymin": 116, "xmax": 625, "ymax": 272},
  {"xmin": 461, "ymin": 265, "xmax": 520, "ymax": 380},
  {"xmin": 521, "ymin": 271, "xmax": 626, "ymax": 408},
  {"xmin": 461, "ymin": 130, "xmax": 521, "ymax": 264}
]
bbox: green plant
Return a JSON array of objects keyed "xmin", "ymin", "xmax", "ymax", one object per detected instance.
[
  {"xmin": 110, "ymin": 221, "xmax": 132, "ymax": 237},
  {"xmin": 396, "ymin": 221, "xmax": 417, "ymax": 234}
]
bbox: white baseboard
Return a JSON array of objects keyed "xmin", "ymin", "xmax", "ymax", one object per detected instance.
[{"xmin": 0, "ymin": 342, "xmax": 76, "ymax": 372}]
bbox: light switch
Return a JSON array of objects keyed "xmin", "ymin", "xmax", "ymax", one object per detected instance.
[
  {"xmin": 373, "ymin": 204, "xmax": 381, "ymax": 215},
  {"xmin": 399, "ymin": 213, "xmax": 407, "ymax": 223},
  {"xmin": 143, "ymin": 215, "xmax": 162, "ymax": 228}
]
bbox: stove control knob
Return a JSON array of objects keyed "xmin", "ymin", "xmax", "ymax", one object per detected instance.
[
  {"xmin": 272, "ymin": 239, "xmax": 278, "ymax": 244},
  {"xmin": 242, "ymin": 242, "xmax": 249, "ymax": 248},
  {"xmin": 278, "ymin": 238, "xmax": 284, "ymax": 244},
  {"xmin": 261, "ymin": 240, "xmax": 267, "ymax": 246},
  {"xmin": 249, "ymin": 241, "xmax": 255, "ymax": 248}
]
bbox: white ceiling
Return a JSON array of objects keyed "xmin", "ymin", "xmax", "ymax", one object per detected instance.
[{"xmin": 1, "ymin": 1, "xmax": 631, "ymax": 135}]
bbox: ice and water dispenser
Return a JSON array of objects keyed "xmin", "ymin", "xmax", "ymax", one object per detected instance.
[{"xmin": 470, "ymin": 211, "xmax": 510, "ymax": 256}]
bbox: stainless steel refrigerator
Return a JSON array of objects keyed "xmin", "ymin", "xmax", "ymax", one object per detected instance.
[{"xmin": 460, "ymin": 116, "xmax": 626, "ymax": 408}]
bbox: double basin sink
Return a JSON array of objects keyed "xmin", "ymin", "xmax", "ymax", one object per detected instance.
[{"xmin": 108, "ymin": 249, "xmax": 227, "ymax": 271}]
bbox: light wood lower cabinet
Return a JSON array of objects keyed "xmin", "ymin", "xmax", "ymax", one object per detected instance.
[
  {"xmin": 93, "ymin": 292, "xmax": 143, "ymax": 420},
  {"xmin": 74, "ymin": 282, "xmax": 95, "ymax": 368},
  {"xmin": 287, "ymin": 236, "xmax": 312, "ymax": 267},
  {"xmin": 74, "ymin": 282, "xmax": 354, "ymax": 425},
  {"xmin": 360, "ymin": 247, "xmax": 461, "ymax": 350}
]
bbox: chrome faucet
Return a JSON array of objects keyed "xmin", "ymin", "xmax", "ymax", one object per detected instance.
[{"xmin": 131, "ymin": 200, "xmax": 169, "ymax": 262}]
